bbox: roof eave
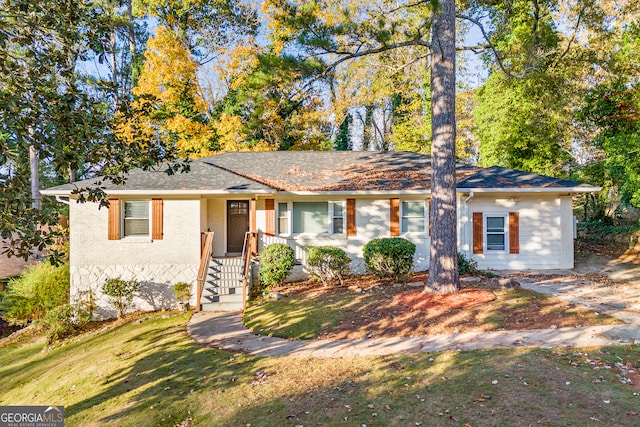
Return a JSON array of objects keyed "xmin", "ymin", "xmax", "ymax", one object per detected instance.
[
  {"xmin": 456, "ymin": 186, "xmax": 601, "ymax": 194},
  {"xmin": 41, "ymin": 189, "xmax": 276, "ymax": 196}
]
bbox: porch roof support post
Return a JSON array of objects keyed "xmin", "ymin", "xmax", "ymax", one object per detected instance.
[{"xmin": 250, "ymin": 199, "xmax": 257, "ymax": 233}]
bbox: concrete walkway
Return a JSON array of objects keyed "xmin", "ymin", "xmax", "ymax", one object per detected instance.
[{"xmin": 187, "ymin": 272, "xmax": 640, "ymax": 358}]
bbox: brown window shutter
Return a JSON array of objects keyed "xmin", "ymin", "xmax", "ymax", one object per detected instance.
[
  {"xmin": 472, "ymin": 212, "xmax": 483, "ymax": 254},
  {"xmin": 509, "ymin": 212, "xmax": 520, "ymax": 254},
  {"xmin": 152, "ymin": 199, "xmax": 163, "ymax": 240},
  {"xmin": 346, "ymin": 199, "xmax": 356, "ymax": 237},
  {"xmin": 250, "ymin": 199, "xmax": 257, "ymax": 233},
  {"xmin": 265, "ymin": 199, "xmax": 275, "ymax": 236},
  {"xmin": 390, "ymin": 198, "xmax": 400, "ymax": 237},
  {"xmin": 108, "ymin": 198, "xmax": 120, "ymax": 240}
]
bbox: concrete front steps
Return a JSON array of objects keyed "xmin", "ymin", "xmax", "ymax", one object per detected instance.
[{"xmin": 200, "ymin": 257, "xmax": 246, "ymax": 311}]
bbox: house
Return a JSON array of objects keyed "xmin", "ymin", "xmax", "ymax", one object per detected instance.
[{"xmin": 41, "ymin": 151, "xmax": 599, "ymax": 317}]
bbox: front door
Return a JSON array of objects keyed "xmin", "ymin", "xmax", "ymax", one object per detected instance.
[{"xmin": 227, "ymin": 200, "xmax": 249, "ymax": 253}]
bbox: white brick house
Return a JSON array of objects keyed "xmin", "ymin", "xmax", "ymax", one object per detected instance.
[{"xmin": 42, "ymin": 151, "xmax": 598, "ymax": 317}]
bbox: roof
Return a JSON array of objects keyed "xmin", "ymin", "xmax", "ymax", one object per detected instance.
[
  {"xmin": 41, "ymin": 151, "xmax": 600, "ymax": 195},
  {"xmin": 457, "ymin": 166, "xmax": 598, "ymax": 192}
]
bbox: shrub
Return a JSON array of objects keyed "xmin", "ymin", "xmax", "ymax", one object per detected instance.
[
  {"xmin": 41, "ymin": 303, "xmax": 91, "ymax": 343},
  {"xmin": 363, "ymin": 238, "xmax": 416, "ymax": 281},
  {"xmin": 102, "ymin": 277, "xmax": 140, "ymax": 319},
  {"xmin": 457, "ymin": 253, "xmax": 479, "ymax": 275},
  {"xmin": 0, "ymin": 262, "xmax": 70, "ymax": 326},
  {"xmin": 306, "ymin": 246, "xmax": 351, "ymax": 286},
  {"xmin": 259, "ymin": 243, "xmax": 295, "ymax": 289},
  {"xmin": 457, "ymin": 253, "xmax": 496, "ymax": 278},
  {"xmin": 173, "ymin": 282, "xmax": 192, "ymax": 308}
]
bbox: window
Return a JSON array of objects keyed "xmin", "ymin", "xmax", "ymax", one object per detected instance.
[
  {"xmin": 278, "ymin": 201, "xmax": 346, "ymax": 235},
  {"xmin": 331, "ymin": 201, "xmax": 345, "ymax": 234},
  {"xmin": 486, "ymin": 215, "xmax": 507, "ymax": 251},
  {"xmin": 278, "ymin": 202, "xmax": 289, "ymax": 234},
  {"xmin": 123, "ymin": 201, "xmax": 149, "ymax": 237},
  {"xmin": 401, "ymin": 201, "xmax": 426, "ymax": 233},
  {"xmin": 292, "ymin": 202, "xmax": 329, "ymax": 234}
]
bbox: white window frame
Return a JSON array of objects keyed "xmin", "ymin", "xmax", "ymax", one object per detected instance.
[
  {"xmin": 330, "ymin": 201, "xmax": 345, "ymax": 235},
  {"xmin": 484, "ymin": 213, "xmax": 509, "ymax": 252},
  {"xmin": 400, "ymin": 200, "xmax": 428, "ymax": 235},
  {"xmin": 122, "ymin": 200, "xmax": 151, "ymax": 239},
  {"xmin": 277, "ymin": 201, "xmax": 346, "ymax": 236},
  {"xmin": 276, "ymin": 202, "xmax": 293, "ymax": 236}
]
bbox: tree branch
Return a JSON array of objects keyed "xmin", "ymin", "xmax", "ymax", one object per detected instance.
[{"xmin": 457, "ymin": 13, "xmax": 531, "ymax": 79}]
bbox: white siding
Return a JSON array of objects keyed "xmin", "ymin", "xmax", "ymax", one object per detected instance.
[
  {"xmin": 460, "ymin": 195, "xmax": 574, "ymax": 270},
  {"xmin": 256, "ymin": 196, "xmax": 430, "ymax": 276},
  {"xmin": 69, "ymin": 198, "xmax": 201, "ymax": 318}
]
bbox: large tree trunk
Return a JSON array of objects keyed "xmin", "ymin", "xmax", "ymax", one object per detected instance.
[
  {"xmin": 29, "ymin": 144, "xmax": 41, "ymax": 210},
  {"xmin": 426, "ymin": 0, "xmax": 459, "ymax": 294}
]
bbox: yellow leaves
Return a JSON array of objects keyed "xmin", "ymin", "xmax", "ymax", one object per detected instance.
[
  {"xmin": 124, "ymin": 25, "xmax": 214, "ymax": 158},
  {"xmin": 212, "ymin": 113, "xmax": 247, "ymax": 152},
  {"xmin": 134, "ymin": 26, "xmax": 202, "ymax": 107},
  {"xmin": 215, "ymin": 42, "xmax": 261, "ymax": 91},
  {"xmin": 165, "ymin": 115, "xmax": 215, "ymax": 158}
]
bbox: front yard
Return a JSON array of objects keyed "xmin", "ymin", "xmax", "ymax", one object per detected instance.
[
  {"xmin": 244, "ymin": 272, "xmax": 622, "ymax": 340},
  {"xmin": 2, "ymin": 311, "xmax": 640, "ymax": 426}
]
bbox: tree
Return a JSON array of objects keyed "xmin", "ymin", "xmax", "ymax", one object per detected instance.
[
  {"xmin": 0, "ymin": 0, "xmax": 114, "ymax": 261},
  {"xmin": 427, "ymin": 0, "xmax": 458, "ymax": 292},
  {"xmin": 0, "ymin": 1, "xmax": 188, "ymax": 262},
  {"xmin": 579, "ymin": 22, "xmax": 640, "ymax": 210},
  {"xmin": 117, "ymin": 26, "xmax": 216, "ymax": 158},
  {"xmin": 214, "ymin": 51, "xmax": 331, "ymax": 151}
]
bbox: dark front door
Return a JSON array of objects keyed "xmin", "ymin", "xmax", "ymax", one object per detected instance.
[{"xmin": 227, "ymin": 200, "xmax": 249, "ymax": 253}]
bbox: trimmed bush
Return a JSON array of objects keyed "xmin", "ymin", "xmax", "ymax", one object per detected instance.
[
  {"xmin": 0, "ymin": 262, "xmax": 70, "ymax": 326},
  {"xmin": 41, "ymin": 303, "xmax": 91, "ymax": 343},
  {"xmin": 363, "ymin": 237, "xmax": 416, "ymax": 281},
  {"xmin": 306, "ymin": 245, "xmax": 351, "ymax": 286},
  {"xmin": 259, "ymin": 243, "xmax": 295, "ymax": 289},
  {"xmin": 102, "ymin": 277, "xmax": 140, "ymax": 319}
]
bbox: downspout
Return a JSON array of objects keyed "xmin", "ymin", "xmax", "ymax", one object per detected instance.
[{"xmin": 462, "ymin": 192, "xmax": 474, "ymax": 256}]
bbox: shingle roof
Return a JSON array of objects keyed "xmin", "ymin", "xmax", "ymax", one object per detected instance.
[
  {"xmin": 42, "ymin": 159, "xmax": 273, "ymax": 193},
  {"xmin": 457, "ymin": 165, "xmax": 594, "ymax": 190},
  {"xmin": 42, "ymin": 151, "xmax": 597, "ymax": 194},
  {"xmin": 206, "ymin": 151, "xmax": 478, "ymax": 191}
]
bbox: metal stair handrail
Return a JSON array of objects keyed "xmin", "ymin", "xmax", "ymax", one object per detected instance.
[{"xmin": 196, "ymin": 232, "xmax": 214, "ymax": 312}]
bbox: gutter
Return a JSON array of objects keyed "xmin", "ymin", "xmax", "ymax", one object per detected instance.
[
  {"xmin": 457, "ymin": 187, "xmax": 601, "ymax": 194},
  {"xmin": 41, "ymin": 189, "xmax": 277, "ymax": 197},
  {"xmin": 55, "ymin": 195, "xmax": 71, "ymax": 205}
]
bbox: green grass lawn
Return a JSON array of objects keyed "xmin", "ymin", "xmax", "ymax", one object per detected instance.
[{"xmin": 1, "ymin": 312, "xmax": 640, "ymax": 426}]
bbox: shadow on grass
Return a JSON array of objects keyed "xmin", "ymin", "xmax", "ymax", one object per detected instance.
[
  {"xmin": 63, "ymin": 316, "xmax": 257, "ymax": 425},
  {"xmin": 5, "ymin": 311, "xmax": 640, "ymax": 426},
  {"xmin": 211, "ymin": 347, "xmax": 640, "ymax": 426},
  {"xmin": 245, "ymin": 284, "xmax": 622, "ymax": 340}
]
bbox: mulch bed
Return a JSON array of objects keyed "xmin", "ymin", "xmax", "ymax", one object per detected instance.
[
  {"xmin": 269, "ymin": 270, "xmax": 621, "ymax": 340},
  {"xmin": 395, "ymin": 288, "xmax": 496, "ymax": 312}
]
